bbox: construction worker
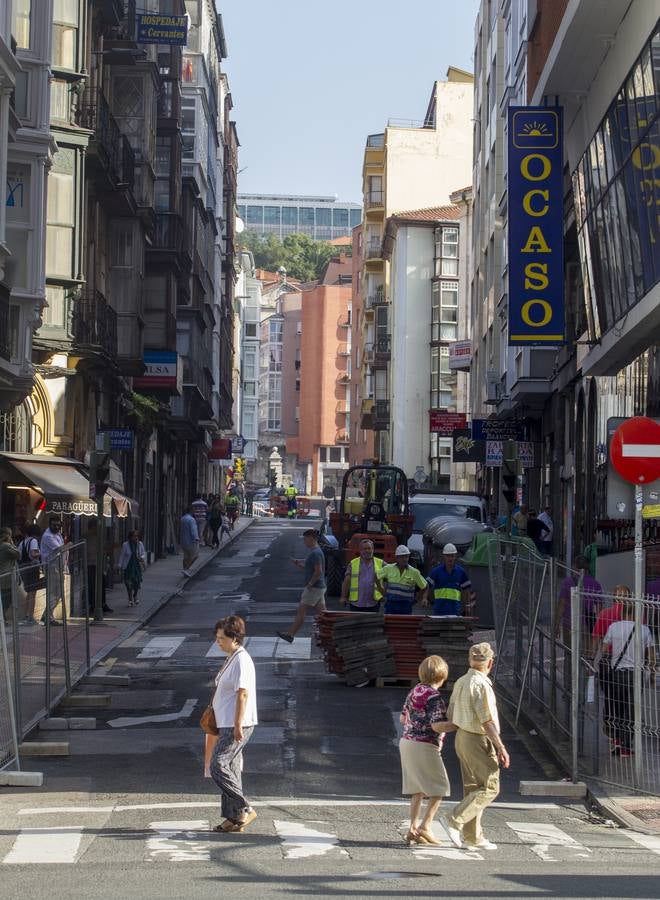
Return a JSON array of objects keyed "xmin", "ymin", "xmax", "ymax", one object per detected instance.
[
  {"xmin": 427, "ymin": 543, "xmax": 475, "ymax": 616},
  {"xmin": 377, "ymin": 545, "xmax": 428, "ymax": 615},
  {"xmin": 339, "ymin": 539, "xmax": 384, "ymax": 612},
  {"xmin": 285, "ymin": 483, "xmax": 298, "ymax": 519}
]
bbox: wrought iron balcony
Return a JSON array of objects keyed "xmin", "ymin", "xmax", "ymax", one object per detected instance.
[
  {"xmin": 375, "ymin": 335, "xmax": 391, "ymax": 357},
  {"xmin": 366, "ymin": 191, "xmax": 384, "ymax": 209},
  {"xmin": 365, "ymin": 292, "xmax": 387, "ymax": 309},
  {"xmin": 71, "ymin": 290, "xmax": 118, "ymax": 359},
  {"xmin": 153, "ymin": 212, "xmax": 184, "ymax": 252},
  {"xmin": 0, "ymin": 293, "xmax": 10, "ymax": 361},
  {"xmin": 373, "ymin": 399, "xmax": 390, "ymax": 429},
  {"xmin": 80, "ymin": 87, "xmax": 134, "ymax": 193},
  {"xmin": 365, "ymin": 241, "xmax": 383, "ymax": 260}
]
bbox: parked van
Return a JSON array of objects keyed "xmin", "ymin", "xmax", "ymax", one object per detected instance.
[{"xmin": 407, "ymin": 491, "xmax": 488, "ymax": 571}]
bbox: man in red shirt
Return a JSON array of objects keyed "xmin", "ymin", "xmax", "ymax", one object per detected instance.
[{"xmin": 591, "ymin": 584, "xmax": 629, "ymax": 655}]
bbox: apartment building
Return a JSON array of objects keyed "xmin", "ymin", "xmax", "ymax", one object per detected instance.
[
  {"xmin": 351, "ymin": 68, "xmax": 474, "ymax": 470},
  {"xmin": 237, "ymin": 194, "xmax": 362, "ymax": 241},
  {"xmin": 234, "ymin": 249, "xmax": 262, "ymax": 466}
]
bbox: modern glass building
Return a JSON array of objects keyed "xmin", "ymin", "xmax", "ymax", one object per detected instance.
[{"xmin": 237, "ymin": 194, "xmax": 362, "ymax": 241}]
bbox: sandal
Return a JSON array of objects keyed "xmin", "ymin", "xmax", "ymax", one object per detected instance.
[
  {"xmin": 214, "ymin": 819, "xmax": 239, "ymax": 833},
  {"xmin": 417, "ymin": 828, "xmax": 442, "ymax": 845},
  {"xmin": 404, "ymin": 828, "xmax": 429, "ymax": 845},
  {"xmin": 233, "ymin": 809, "xmax": 257, "ymax": 832}
]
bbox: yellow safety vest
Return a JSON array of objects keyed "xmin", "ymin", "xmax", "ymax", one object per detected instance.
[
  {"xmin": 285, "ymin": 486, "xmax": 297, "ymax": 497},
  {"xmin": 349, "ymin": 557, "xmax": 384, "ymax": 604}
]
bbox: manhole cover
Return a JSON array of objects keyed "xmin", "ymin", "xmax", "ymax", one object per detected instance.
[{"xmin": 622, "ymin": 805, "xmax": 660, "ymax": 823}]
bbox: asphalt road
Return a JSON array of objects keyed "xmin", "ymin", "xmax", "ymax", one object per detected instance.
[{"xmin": 1, "ymin": 519, "xmax": 659, "ymax": 900}]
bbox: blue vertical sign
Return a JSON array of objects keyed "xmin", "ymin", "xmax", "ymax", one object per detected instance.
[{"xmin": 508, "ymin": 107, "xmax": 564, "ymax": 345}]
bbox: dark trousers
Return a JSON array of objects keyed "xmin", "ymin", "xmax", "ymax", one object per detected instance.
[
  {"xmin": 210, "ymin": 726, "xmax": 254, "ymax": 821},
  {"xmin": 87, "ymin": 565, "xmax": 106, "ymax": 611},
  {"xmin": 348, "ymin": 603, "xmax": 380, "ymax": 613},
  {"xmin": 610, "ymin": 668, "xmax": 634, "ymax": 750}
]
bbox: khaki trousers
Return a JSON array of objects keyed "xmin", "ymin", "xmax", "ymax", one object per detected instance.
[{"xmin": 449, "ymin": 729, "xmax": 500, "ymax": 843}]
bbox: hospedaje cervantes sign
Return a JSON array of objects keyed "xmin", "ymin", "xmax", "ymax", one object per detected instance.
[
  {"xmin": 507, "ymin": 107, "xmax": 564, "ymax": 345},
  {"xmin": 136, "ymin": 14, "xmax": 188, "ymax": 45}
]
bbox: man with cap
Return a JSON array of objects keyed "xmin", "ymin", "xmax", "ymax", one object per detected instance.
[
  {"xmin": 440, "ymin": 642, "xmax": 509, "ymax": 851},
  {"xmin": 427, "ymin": 544, "xmax": 475, "ymax": 617},
  {"xmin": 376, "ymin": 545, "xmax": 428, "ymax": 615}
]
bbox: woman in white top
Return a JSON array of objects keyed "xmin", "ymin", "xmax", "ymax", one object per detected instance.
[
  {"xmin": 118, "ymin": 531, "xmax": 146, "ymax": 606},
  {"xmin": 210, "ymin": 615, "xmax": 258, "ymax": 833},
  {"xmin": 602, "ymin": 598, "xmax": 656, "ymax": 757}
]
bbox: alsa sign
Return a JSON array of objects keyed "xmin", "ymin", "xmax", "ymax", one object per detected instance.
[{"xmin": 507, "ymin": 107, "xmax": 564, "ymax": 345}]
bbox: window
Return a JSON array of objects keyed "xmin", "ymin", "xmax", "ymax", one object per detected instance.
[
  {"xmin": 244, "ymin": 350, "xmax": 257, "ymax": 379},
  {"xmin": 237, "ymin": 205, "xmax": 246, "ymax": 220},
  {"xmin": 282, "ymin": 207, "xmax": 297, "ymax": 227},
  {"xmin": 243, "ymin": 382, "xmax": 256, "ymax": 397},
  {"xmin": 299, "ymin": 207, "xmax": 314, "ymax": 228},
  {"xmin": 12, "ymin": 0, "xmax": 31, "ymax": 49},
  {"xmin": 333, "ymin": 207, "xmax": 349, "ymax": 227},
  {"xmin": 181, "ymin": 98, "xmax": 195, "ymax": 160},
  {"xmin": 316, "ymin": 207, "xmax": 331, "ymax": 227},
  {"xmin": 246, "ymin": 205, "xmax": 263, "ymax": 226},
  {"xmin": 440, "ymin": 227, "xmax": 459, "ymax": 275},
  {"xmin": 319, "ymin": 447, "xmax": 327, "ymax": 463},
  {"xmin": 430, "ymin": 347, "xmax": 453, "ymax": 409},
  {"xmin": 46, "ymin": 151, "xmax": 75, "ymax": 278},
  {"xmin": 6, "ymin": 164, "xmax": 31, "ymax": 291},
  {"xmin": 264, "ymin": 206, "xmax": 281, "ymax": 225},
  {"xmin": 13, "ymin": 71, "xmax": 29, "ymax": 119},
  {"xmin": 50, "ymin": 80, "xmax": 70, "ymax": 122},
  {"xmin": 350, "ymin": 208, "xmax": 362, "ymax": 227},
  {"xmin": 245, "ymin": 322, "xmax": 257, "ymax": 338},
  {"xmin": 367, "ymin": 176, "xmax": 383, "ymax": 205},
  {"xmin": 52, "ymin": 0, "xmax": 78, "ymax": 70},
  {"xmin": 329, "ymin": 447, "xmax": 342, "ymax": 463},
  {"xmin": 295, "ymin": 379, "xmax": 300, "ymax": 392},
  {"xmin": 431, "ymin": 281, "xmax": 458, "ymax": 341},
  {"xmin": 110, "ymin": 223, "xmax": 133, "ymax": 267}
]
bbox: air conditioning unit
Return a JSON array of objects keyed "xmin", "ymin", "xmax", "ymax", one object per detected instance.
[{"xmin": 485, "ymin": 369, "xmax": 500, "ymax": 405}]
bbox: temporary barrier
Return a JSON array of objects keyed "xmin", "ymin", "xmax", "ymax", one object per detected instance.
[{"xmin": 0, "ymin": 573, "xmax": 20, "ymax": 772}]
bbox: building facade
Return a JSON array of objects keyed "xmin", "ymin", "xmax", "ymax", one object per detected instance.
[{"xmin": 237, "ymin": 194, "xmax": 362, "ymax": 242}]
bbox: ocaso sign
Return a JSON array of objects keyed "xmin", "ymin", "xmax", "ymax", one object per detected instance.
[{"xmin": 507, "ymin": 107, "xmax": 564, "ymax": 345}]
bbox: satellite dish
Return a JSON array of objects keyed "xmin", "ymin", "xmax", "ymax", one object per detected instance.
[{"xmin": 235, "ymin": 217, "xmax": 245, "ymax": 234}]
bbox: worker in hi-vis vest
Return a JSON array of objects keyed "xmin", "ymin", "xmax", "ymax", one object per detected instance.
[
  {"xmin": 426, "ymin": 542, "xmax": 475, "ymax": 616},
  {"xmin": 340, "ymin": 539, "xmax": 384, "ymax": 612},
  {"xmin": 285, "ymin": 483, "xmax": 298, "ymax": 518}
]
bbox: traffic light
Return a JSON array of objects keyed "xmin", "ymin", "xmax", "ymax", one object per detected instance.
[
  {"xmin": 502, "ymin": 441, "xmax": 519, "ymax": 506},
  {"xmin": 89, "ymin": 451, "xmax": 111, "ymax": 494},
  {"xmin": 234, "ymin": 457, "xmax": 246, "ymax": 479},
  {"xmin": 502, "ymin": 467, "xmax": 517, "ymax": 505}
]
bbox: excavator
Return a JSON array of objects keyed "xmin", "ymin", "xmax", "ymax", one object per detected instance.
[{"xmin": 321, "ymin": 464, "xmax": 413, "ymax": 595}]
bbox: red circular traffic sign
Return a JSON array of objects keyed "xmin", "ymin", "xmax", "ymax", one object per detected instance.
[{"xmin": 610, "ymin": 416, "xmax": 660, "ymax": 485}]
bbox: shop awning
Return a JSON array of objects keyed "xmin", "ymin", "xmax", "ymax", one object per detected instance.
[{"xmin": 0, "ymin": 453, "xmax": 138, "ymax": 518}]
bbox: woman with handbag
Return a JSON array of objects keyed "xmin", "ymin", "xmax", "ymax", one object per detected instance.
[
  {"xmin": 206, "ymin": 615, "xmax": 258, "ymax": 833},
  {"xmin": 118, "ymin": 531, "xmax": 146, "ymax": 607}
]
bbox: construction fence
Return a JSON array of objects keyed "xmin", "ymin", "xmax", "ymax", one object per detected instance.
[
  {"xmin": 0, "ymin": 541, "xmax": 91, "ymax": 773},
  {"xmin": 487, "ymin": 537, "xmax": 660, "ymax": 796}
]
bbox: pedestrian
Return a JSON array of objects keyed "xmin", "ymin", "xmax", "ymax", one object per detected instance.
[
  {"xmin": 208, "ymin": 498, "xmax": 223, "ymax": 548},
  {"xmin": 277, "ymin": 529, "xmax": 326, "ymax": 643},
  {"xmin": 191, "ymin": 494, "xmax": 209, "ymax": 544},
  {"xmin": 591, "ymin": 584, "xmax": 630, "ymax": 744},
  {"xmin": 601, "ymin": 596, "xmax": 656, "ymax": 757},
  {"xmin": 285, "ymin": 483, "xmax": 298, "ymax": 519},
  {"xmin": 219, "ymin": 510, "xmax": 231, "ymax": 543},
  {"xmin": 526, "ymin": 510, "xmax": 545, "ymax": 552},
  {"xmin": 180, "ymin": 506, "xmax": 200, "ymax": 577},
  {"xmin": 0, "ymin": 527, "xmax": 20, "ymax": 626},
  {"xmin": 18, "ymin": 524, "xmax": 42, "ymax": 625},
  {"xmin": 426, "ymin": 543, "xmax": 474, "ymax": 617},
  {"xmin": 556, "ymin": 555, "xmax": 603, "ymax": 644},
  {"xmin": 118, "ymin": 530, "xmax": 146, "ymax": 607},
  {"xmin": 440, "ymin": 642, "xmax": 509, "ymax": 851},
  {"xmin": 399, "ymin": 654, "xmax": 456, "ymax": 845},
  {"xmin": 377, "ymin": 545, "xmax": 428, "ymax": 614},
  {"xmin": 339, "ymin": 539, "xmax": 384, "ymax": 612},
  {"xmin": 39, "ymin": 516, "xmax": 64, "ymax": 626},
  {"xmin": 86, "ymin": 518, "xmax": 112, "ymax": 615},
  {"xmin": 512, "ymin": 505, "xmax": 528, "ymax": 537},
  {"xmin": 210, "ymin": 615, "xmax": 258, "ymax": 833},
  {"xmin": 538, "ymin": 506, "xmax": 554, "ymax": 555}
]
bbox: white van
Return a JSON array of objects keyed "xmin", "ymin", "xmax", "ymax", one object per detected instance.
[{"xmin": 407, "ymin": 492, "xmax": 488, "ymax": 570}]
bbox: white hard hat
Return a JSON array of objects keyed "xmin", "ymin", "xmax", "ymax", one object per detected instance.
[
  {"xmin": 395, "ymin": 545, "xmax": 411, "ymax": 556},
  {"xmin": 443, "ymin": 543, "xmax": 458, "ymax": 554}
]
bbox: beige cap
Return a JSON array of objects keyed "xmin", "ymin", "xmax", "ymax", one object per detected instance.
[{"xmin": 469, "ymin": 642, "xmax": 494, "ymax": 663}]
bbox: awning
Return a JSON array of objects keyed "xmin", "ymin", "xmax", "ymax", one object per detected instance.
[{"xmin": 0, "ymin": 453, "xmax": 138, "ymax": 519}]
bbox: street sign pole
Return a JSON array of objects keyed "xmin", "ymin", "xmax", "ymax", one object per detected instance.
[
  {"xmin": 95, "ymin": 496, "xmax": 104, "ymax": 624},
  {"xmin": 633, "ymin": 483, "xmax": 643, "ymax": 785}
]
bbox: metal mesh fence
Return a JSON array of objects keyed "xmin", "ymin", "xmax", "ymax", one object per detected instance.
[
  {"xmin": 0, "ymin": 573, "xmax": 20, "ymax": 771},
  {"xmin": 0, "ymin": 542, "xmax": 90, "ymax": 769},
  {"xmin": 487, "ymin": 536, "xmax": 660, "ymax": 796}
]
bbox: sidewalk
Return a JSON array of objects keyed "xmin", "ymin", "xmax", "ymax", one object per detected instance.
[{"xmin": 87, "ymin": 516, "xmax": 254, "ymax": 668}]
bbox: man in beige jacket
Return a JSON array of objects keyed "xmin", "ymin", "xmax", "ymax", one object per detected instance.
[{"xmin": 440, "ymin": 642, "xmax": 510, "ymax": 851}]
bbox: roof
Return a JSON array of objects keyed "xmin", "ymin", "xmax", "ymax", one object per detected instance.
[
  {"xmin": 390, "ymin": 204, "xmax": 461, "ymax": 222},
  {"xmin": 328, "ymin": 235, "xmax": 352, "ymax": 247},
  {"xmin": 320, "ymin": 252, "xmax": 354, "ymax": 285}
]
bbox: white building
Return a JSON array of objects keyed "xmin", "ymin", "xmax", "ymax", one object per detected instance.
[{"xmin": 234, "ymin": 249, "xmax": 261, "ymax": 465}]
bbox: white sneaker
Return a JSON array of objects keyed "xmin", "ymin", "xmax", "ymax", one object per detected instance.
[
  {"xmin": 439, "ymin": 816, "xmax": 463, "ymax": 848},
  {"xmin": 466, "ymin": 838, "xmax": 497, "ymax": 851}
]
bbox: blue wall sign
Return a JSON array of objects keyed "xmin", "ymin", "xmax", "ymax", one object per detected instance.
[
  {"xmin": 507, "ymin": 107, "xmax": 564, "ymax": 345},
  {"xmin": 98, "ymin": 428, "xmax": 134, "ymax": 451},
  {"xmin": 136, "ymin": 14, "xmax": 188, "ymax": 46}
]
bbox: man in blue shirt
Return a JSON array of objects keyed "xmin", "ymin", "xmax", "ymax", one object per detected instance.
[{"xmin": 427, "ymin": 543, "xmax": 474, "ymax": 616}]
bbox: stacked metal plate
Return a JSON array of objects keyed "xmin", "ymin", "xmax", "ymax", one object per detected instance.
[
  {"xmin": 316, "ymin": 612, "xmax": 396, "ymax": 685},
  {"xmin": 418, "ymin": 616, "xmax": 475, "ymax": 688}
]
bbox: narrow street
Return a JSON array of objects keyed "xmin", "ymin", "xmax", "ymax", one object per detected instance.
[{"xmin": 1, "ymin": 520, "xmax": 659, "ymax": 899}]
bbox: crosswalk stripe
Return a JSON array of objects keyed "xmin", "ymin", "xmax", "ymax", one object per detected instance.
[
  {"xmin": 3, "ymin": 827, "xmax": 83, "ymax": 865},
  {"xmin": 146, "ymin": 820, "xmax": 212, "ymax": 862},
  {"xmin": 623, "ymin": 832, "xmax": 660, "ymax": 855},
  {"xmin": 205, "ymin": 636, "xmax": 311, "ymax": 659},
  {"xmin": 137, "ymin": 636, "xmax": 187, "ymax": 659},
  {"xmin": 506, "ymin": 822, "xmax": 592, "ymax": 861},
  {"xmin": 273, "ymin": 819, "xmax": 346, "ymax": 859}
]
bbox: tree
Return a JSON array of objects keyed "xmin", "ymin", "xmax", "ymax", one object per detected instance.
[{"xmin": 241, "ymin": 231, "xmax": 335, "ymax": 282}]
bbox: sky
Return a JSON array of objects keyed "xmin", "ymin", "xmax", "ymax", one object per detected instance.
[{"xmin": 217, "ymin": 0, "xmax": 481, "ymax": 202}]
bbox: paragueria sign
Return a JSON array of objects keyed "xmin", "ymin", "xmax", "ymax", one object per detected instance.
[{"xmin": 508, "ymin": 107, "xmax": 564, "ymax": 345}]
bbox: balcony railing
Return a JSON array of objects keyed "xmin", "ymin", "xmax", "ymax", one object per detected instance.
[
  {"xmin": 337, "ymin": 343, "xmax": 351, "ymax": 357},
  {"xmin": 153, "ymin": 212, "xmax": 184, "ymax": 252},
  {"xmin": 366, "ymin": 192, "xmax": 384, "ymax": 209},
  {"xmin": 375, "ymin": 335, "xmax": 391, "ymax": 356},
  {"xmin": 335, "ymin": 430, "xmax": 350, "ymax": 444},
  {"xmin": 373, "ymin": 399, "xmax": 390, "ymax": 430},
  {"xmin": 365, "ymin": 241, "xmax": 383, "ymax": 260},
  {"xmin": 0, "ymin": 293, "xmax": 10, "ymax": 361},
  {"xmin": 365, "ymin": 292, "xmax": 386, "ymax": 309},
  {"xmin": 336, "ymin": 400, "xmax": 350, "ymax": 414},
  {"xmin": 71, "ymin": 290, "xmax": 118, "ymax": 358}
]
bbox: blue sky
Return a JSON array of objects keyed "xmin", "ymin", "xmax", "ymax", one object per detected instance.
[{"xmin": 218, "ymin": 1, "xmax": 481, "ymax": 202}]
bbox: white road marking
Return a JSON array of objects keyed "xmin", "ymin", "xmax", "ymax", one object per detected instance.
[
  {"xmin": 146, "ymin": 820, "xmax": 212, "ymax": 862},
  {"xmin": 3, "ymin": 827, "xmax": 83, "ymax": 864},
  {"xmin": 621, "ymin": 443, "xmax": 660, "ymax": 458},
  {"xmin": 275, "ymin": 637, "xmax": 312, "ymax": 659},
  {"xmin": 17, "ymin": 799, "xmax": 562, "ymax": 816},
  {"xmin": 206, "ymin": 637, "xmax": 311, "ymax": 659},
  {"xmin": 137, "ymin": 636, "xmax": 187, "ymax": 659},
  {"xmin": 506, "ymin": 822, "xmax": 592, "ymax": 861},
  {"xmin": 107, "ymin": 698, "xmax": 198, "ymax": 729},
  {"xmin": 274, "ymin": 819, "xmax": 346, "ymax": 859},
  {"xmin": 397, "ymin": 821, "xmax": 483, "ymax": 861},
  {"xmin": 624, "ymin": 832, "xmax": 660, "ymax": 855}
]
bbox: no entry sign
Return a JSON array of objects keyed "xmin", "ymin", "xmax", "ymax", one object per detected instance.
[{"xmin": 610, "ymin": 417, "xmax": 660, "ymax": 485}]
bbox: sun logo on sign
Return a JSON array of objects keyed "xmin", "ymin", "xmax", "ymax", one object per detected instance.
[{"xmin": 520, "ymin": 121, "xmax": 550, "ymax": 137}]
